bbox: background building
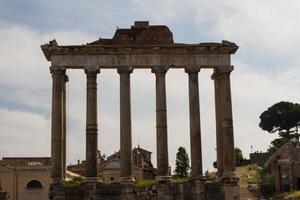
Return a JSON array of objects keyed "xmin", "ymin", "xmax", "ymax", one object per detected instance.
[
  {"xmin": 250, "ymin": 151, "xmax": 272, "ymax": 168},
  {"xmin": 0, "ymin": 157, "xmax": 51, "ymax": 200},
  {"xmin": 264, "ymin": 142, "xmax": 300, "ymax": 192},
  {"xmin": 68, "ymin": 146, "xmax": 156, "ymax": 183}
]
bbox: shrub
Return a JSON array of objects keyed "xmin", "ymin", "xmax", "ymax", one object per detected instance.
[
  {"xmin": 204, "ymin": 170, "xmax": 217, "ymax": 181},
  {"xmin": 134, "ymin": 179, "xmax": 157, "ymax": 189}
]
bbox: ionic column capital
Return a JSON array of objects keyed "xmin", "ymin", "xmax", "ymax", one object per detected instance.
[
  {"xmin": 117, "ymin": 66, "xmax": 133, "ymax": 74},
  {"xmin": 211, "ymin": 65, "xmax": 234, "ymax": 80},
  {"xmin": 151, "ymin": 66, "xmax": 169, "ymax": 74},
  {"xmin": 84, "ymin": 66, "xmax": 100, "ymax": 75},
  {"xmin": 50, "ymin": 66, "xmax": 66, "ymax": 74},
  {"xmin": 185, "ymin": 67, "xmax": 201, "ymax": 74},
  {"xmin": 63, "ymin": 75, "xmax": 69, "ymax": 82}
]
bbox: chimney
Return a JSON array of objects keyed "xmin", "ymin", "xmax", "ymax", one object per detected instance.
[{"xmin": 133, "ymin": 21, "xmax": 149, "ymax": 28}]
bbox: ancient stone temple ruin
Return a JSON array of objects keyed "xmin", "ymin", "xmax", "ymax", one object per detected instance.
[{"xmin": 41, "ymin": 21, "xmax": 239, "ymax": 200}]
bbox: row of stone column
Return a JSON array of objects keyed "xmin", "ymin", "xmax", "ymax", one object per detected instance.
[{"xmin": 50, "ymin": 65, "xmax": 235, "ymax": 183}]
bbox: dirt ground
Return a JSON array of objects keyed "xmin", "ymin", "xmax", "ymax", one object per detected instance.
[
  {"xmin": 237, "ymin": 168, "xmax": 261, "ymax": 200},
  {"xmin": 240, "ymin": 185, "xmax": 258, "ymax": 200}
]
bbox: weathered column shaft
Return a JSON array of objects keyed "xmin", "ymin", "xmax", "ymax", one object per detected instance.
[
  {"xmin": 50, "ymin": 67, "xmax": 65, "ymax": 182},
  {"xmin": 185, "ymin": 68, "xmax": 203, "ymax": 178},
  {"xmin": 85, "ymin": 67, "xmax": 100, "ymax": 178},
  {"xmin": 212, "ymin": 70, "xmax": 224, "ymax": 177},
  {"xmin": 62, "ymin": 75, "xmax": 68, "ymax": 179},
  {"xmin": 118, "ymin": 67, "xmax": 133, "ymax": 181},
  {"xmin": 289, "ymin": 164, "xmax": 293, "ymax": 191},
  {"xmin": 216, "ymin": 66, "xmax": 235, "ymax": 176},
  {"xmin": 152, "ymin": 67, "xmax": 169, "ymax": 179}
]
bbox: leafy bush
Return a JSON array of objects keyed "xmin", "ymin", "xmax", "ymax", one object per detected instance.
[
  {"xmin": 134, "ymin": 179, "xmax": 157, "ymax": 189},
  {"xmin": 204, "ymin": 170, "xmax": 217, "ymax": 181}
]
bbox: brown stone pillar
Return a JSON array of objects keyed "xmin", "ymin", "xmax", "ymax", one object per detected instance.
[
  {"xmin": 85, "ymin": 67, "xmax": 100, "ymax": 180},
  {"xmin": 211, "ymin": 70, "xmax": 224, "ymax": 177},
  {"xmin": 274, "ymin": 164, "xmax": 281, "ymax": 192},
  {"xmin": 214, "ymin": 66, "xmax": 235, "ymax": 176},
  {"xmin": 289, "ymin": 164, "xmax": 293, "ymax": 191},
  {"xmin": 152, "ymin": 66, "xmax": 170, "ymax": 181},
  {"xmin": 118, "ymin": 67, "xmax": 134, "ymax": 183},
  {"xmin": 185, "ymin": 67, "xmax": 203, "ymax": 178},
  {"xmin": 50, "ymin": 66, "xmax": 65, "ymax": 183},
  {"xmin": 62, "ymin": 74, "xmax": 68, "ymax": 179}
]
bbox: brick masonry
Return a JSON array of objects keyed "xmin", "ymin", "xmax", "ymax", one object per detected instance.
[{"xmin": 49, "ymin": 179, "xmax": 239, "ymax": 200}]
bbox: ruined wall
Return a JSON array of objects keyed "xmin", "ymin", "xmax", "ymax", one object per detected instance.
[
  {"xmin": 49, "ymin": 179, "xmax": 239, "ymax": 200},
  {"xmin": 250, "ymin": 152, "xmax": 271, "ymax": 168},
  {"xmin": 0, "ymin": 192, "xmax": 7, "ymax": 200}
]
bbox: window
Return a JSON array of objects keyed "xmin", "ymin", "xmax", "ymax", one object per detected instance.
[
  {"xmin": 28, "ymin": 162, "xmax": 43, "ymax": 166},
  {"xmin": 26, "ymin": 180, "xmax": 43, "ymax": 189}
]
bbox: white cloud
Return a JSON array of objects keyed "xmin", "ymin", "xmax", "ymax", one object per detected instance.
[
  {"xmin": 232, "ymin": 61, "xmax": 300, "ymax": 157},
  {"xmin": 0, "ymin": 108, "xmax": 50, "ymax": 157}
]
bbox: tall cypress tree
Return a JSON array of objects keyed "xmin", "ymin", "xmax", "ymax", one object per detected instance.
[{"xmin": 175, "ymin": 146, "xmax": 190, "ymax": 178}]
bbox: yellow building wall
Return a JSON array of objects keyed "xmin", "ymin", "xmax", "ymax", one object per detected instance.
[
  {"xmin": 0, "ymin": 167, "xmax": 51, "ymax": 200},
  {"xmin": 0, "ymin": 172, "xmax": 14, "ymax": 199}
]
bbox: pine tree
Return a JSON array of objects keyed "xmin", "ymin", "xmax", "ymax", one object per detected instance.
[{"xmin": 175, "ymin": 146, "xmax": 190, "ymax": 178}]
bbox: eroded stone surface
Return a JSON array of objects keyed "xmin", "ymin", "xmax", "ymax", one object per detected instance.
[{"xmin": 49, "ymin": 180, "xmax": 236, "ymax": 200}]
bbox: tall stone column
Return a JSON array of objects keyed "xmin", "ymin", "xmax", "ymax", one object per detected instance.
[
  {"xmin": 288, "ymin": 164, "xmax": 293, "ymax": 191},
  {"xmin": 215, "ymin": 66, "xmax": 235, "ymax": 176},
  {"xmin": 85, "ymin": 67, "xmax": 100, "ymax": 180},
  {"xmin": 118, "ymin": 67, "xmax": 134, "ymax": 183},
  {"xmin": 185, "ymin": 67, "xmax": 203, "ymax": 178},
  {"xmin": 152, "ymin": 66, "xmax": 170, "ymax": 181},
  {"xmin": 62, "ymin": 74, "xmax": 68, "ymax": 179},
  {"xmin": 211, "ymin": 70, "xmax": 224, "ymax": 177},
  {"xmin": 50, "ymin": 66, "xmax": 65, "ymax": 183}
]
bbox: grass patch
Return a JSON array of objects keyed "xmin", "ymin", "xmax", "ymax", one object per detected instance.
[
  {"xmin": 286, "ymin": 191, "xmax": 300, "ymax": 199},
  {"xmin": 134, "ymin": 179, "xmax": 157, "ymax": 189},
  {"xmin": 63, "ymin": 176, "xmax": 85, "ymax": 187},
  {"xmin": 274, "ymin": 190, "xmax": 300, "ymax": 200},
  {"xmin": 237, "ymin": 165, "xmax": 261, "ymax": 185}
]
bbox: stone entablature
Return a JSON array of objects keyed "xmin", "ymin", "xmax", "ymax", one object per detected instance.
[
  {"xmin": 42, "ymin": 41, "xmax": 238, "ymax": 58},
  {"xmin": 41, "ymin": 41, "xmax": 237, "ymax": 68}
]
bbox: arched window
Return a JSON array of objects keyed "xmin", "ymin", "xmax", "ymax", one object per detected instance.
[{"xmin": 26, "ymin": 180, "xmax": 43, "ymax": 189}]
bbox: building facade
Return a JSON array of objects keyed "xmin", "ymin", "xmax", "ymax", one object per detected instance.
[
  {"xmin": 264, "ymin": 142, "xmax": 300, "ymax": 192},
  {"xmin": 0, "ymin": 157, "xmax": 51, "ymax": 200},
  {"xmin": 68, "ymin": 146, "xmax": 156, "ymax": 183}
]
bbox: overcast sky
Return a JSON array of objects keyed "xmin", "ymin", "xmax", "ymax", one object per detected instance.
[{"xmin": 0, "ymin": 0, "xmax": 300, "ymax": 172}]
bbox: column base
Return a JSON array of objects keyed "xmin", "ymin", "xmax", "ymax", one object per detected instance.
[
  {"xmin": 85, "ymin": 177, "xmax": 100, "ymax": 183},
  {"xmin": 52, "ymin": 177, "xmax": 63, "ymax": 185},
  {"xmin": 156, "ymin": 175, "xmax": 171, "ymax": 182},
  {"xmin": 221, "ymin": 172, "xmax": 239, "ymax": 183},
  {"xmin": 189, "ymin": 175, "xmax": 206, "ymax": 182},
  {"xmin": 120, "ymin": 176, "xmax": 135, "ymax": 184}
]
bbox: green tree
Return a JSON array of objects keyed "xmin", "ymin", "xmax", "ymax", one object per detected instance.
[
  {"xmin": 259, "ymin": 101, "xmax": 300, "ymax": 151},
  {"xmin": 267, "ymin": 137, "xmax": 289, "ymax": 153},
  {"xmin": 213, "ymin": 147, "xmax": 245, "ymax": 167},
  {"xmin": 235, "ymin": 147, "xmax": 244, "ymax": 166},
  {"xmin": 175, "ymin": 147, "xmax": 190, "ymax": 178}
]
